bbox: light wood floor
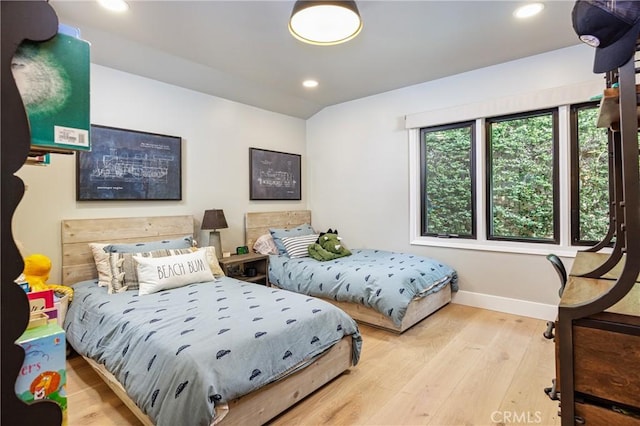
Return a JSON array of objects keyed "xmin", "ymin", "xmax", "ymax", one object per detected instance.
[{"xmin": 66, "ymin": 304, "xmax": 561, "ymax": 425}]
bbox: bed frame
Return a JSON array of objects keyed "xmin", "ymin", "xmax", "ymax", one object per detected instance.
[
  {"xmin": 245, "ymin": 210, "xmax": 452, "ymax": 333},
  {"xmin": 61, "ymin": 215, "xmax": 354, "ymax": 426}
]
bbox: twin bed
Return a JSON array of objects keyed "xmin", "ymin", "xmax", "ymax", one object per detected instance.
[
  {"xmin": 245, "ymin": 210, "xmax": 457, "ymax": 333},
  {"xmin": 61, "ymin": 212, "xmax": 456, "ymax": 424},
  {"xmin": 61, "ymin": 215, "xmax": 361, "ymax": 426}
]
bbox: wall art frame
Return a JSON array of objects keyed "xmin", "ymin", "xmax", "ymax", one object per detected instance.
[
  {"xmin": 249, "ymin": 147, "xmax": 301, "ymax": 200},
  {"xmin": 76, "ymin": 124, "xmax": 182, "ymax": 201}
]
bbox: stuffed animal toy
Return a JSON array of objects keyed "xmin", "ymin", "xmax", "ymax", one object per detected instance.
[
  {"xmin": 308, "ymin": 229, "xmax": 352, "ymax": 261},
  {"xmin": 23, "ymin": 253, "xmax": 74, "ymax": 301}
]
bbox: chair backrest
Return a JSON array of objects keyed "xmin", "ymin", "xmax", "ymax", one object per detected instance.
[{"xmin": 546, "ymin": 254, "xmax": 567, "ymax": 297}]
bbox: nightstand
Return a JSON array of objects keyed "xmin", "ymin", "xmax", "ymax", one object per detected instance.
[{"xmin": 218, "ymin": 253, "xmax": 270, "ymax": 286}]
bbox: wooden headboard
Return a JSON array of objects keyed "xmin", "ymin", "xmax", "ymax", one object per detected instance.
[
  {"xmin": 245, "ymin": 210, "xmax": 311, "ymax": 249},
  {"xmin": 61, "ymin": 215, "xmax": 194, "ymax": 285}
]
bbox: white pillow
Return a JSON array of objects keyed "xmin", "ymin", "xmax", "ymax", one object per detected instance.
[
  {"xmin": 281, "ymin": 234, "xmax": 319, "ymax": 258},
  {"xmin": 197, "ymin": 246, "xmax": 225, "ymax": 277},
  {"xmin": 135, "ymin": 250, "xmax": 214, "ymax": 296},
  {"xmin": 253, "ymin": 233, "xmax": 278, "ymax": 255},
  {"xmin": 89, "ymin": 243, "xmax": 111, "ymax": 287}
]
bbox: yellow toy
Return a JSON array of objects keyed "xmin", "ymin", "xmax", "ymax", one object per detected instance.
[{"xmin": 23, "ymin": 254, "xmax": 73, "ymax": 302}]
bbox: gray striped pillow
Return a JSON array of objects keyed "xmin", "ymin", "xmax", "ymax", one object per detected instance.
[
  {"xmin": 108, "ymin": 248, "xmax": 193, "ymax": 294},
  {"xmin": 281, "ymin": 234, "xmax": 319, "ymax": 259}
]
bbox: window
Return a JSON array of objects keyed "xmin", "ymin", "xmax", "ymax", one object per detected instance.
[
  {"xmin": 570, "ymin": 102, "xmax": 611, "ymax": 246},
  {"xmin": 420, "ymin": 122, "xmax": 475, "ymax": 238},
  {"xmin": 409, "ymin": 80, "xmax": 609, "ymax": 255},
  {"xmin": 486, "ymin": 109, "xmax": 559, "ymax": 243}
]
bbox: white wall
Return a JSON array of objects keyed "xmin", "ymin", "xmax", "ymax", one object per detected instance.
[
  {"xmin": 306, "ymin": 44, "xmax": 602, "ymax": 317},
  {"xmin": 15, "ymin": 64, "xmax": 307, "ymax": 283}
]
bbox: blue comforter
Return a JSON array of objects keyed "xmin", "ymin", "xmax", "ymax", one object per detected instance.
[
  {"xmin": 269, "ymin": 249, "xmax": 458, "ymax": 327},
  {"xmin": 64, "ymin": 278, "xmax": 361, "ymax": 426}
]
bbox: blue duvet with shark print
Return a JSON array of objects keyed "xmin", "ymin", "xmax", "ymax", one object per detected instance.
[{"xmin": 269, "ymin": 249, "xmax": 458, "ymax": 326}]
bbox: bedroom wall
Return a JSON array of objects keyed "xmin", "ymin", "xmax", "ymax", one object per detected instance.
[
  {"xmin": 306, "ymin": 44, "xmax": 602, "ymax": 318},
  {"xmin": 14, "ymin": 64, "xmax": 307, "ymax": 283}
]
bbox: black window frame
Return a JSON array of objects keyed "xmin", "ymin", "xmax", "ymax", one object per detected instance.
[
  {"xmin": 419, "ymin": 121, "xmax": 477, "ymax": 239},
  {"xmin": 569, "ymin": 101, "xmax": 613, "ymax": 247},
  {"xmin": 485, "ymin": 108, "xmax": 560, "ymax": 244}
]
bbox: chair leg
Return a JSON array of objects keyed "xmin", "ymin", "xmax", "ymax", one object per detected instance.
[
  {"xmin": 543, "ymin": 321, "xmax": 555, "ymax": 339},
  {"xmin": 544, "ymin": 378, "xmax": 560, "ymax": 401}
]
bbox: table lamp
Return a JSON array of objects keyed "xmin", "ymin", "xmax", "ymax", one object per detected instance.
[{"xmin": 201, "ymin": 209, "xmax": 228, "ymax": 259}]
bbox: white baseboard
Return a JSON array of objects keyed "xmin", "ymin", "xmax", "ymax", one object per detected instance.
[{"xmin": 451, "ymin": 290, "xmax": 558, "ymax": 321}]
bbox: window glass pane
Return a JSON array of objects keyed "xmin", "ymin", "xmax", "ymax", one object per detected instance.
[
  {"xmin": 575, "ymin": 106, "xmax": 610, "ymax": 244},
  {"xmin": 488, "ymin": 111, "xmax": 557, "ymax": 241},
  {"xmin": 421, "ymin": 123, "xmax": 474, "ymax": 237}
]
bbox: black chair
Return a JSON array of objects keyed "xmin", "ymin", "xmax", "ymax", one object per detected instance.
[
  {"xmin": 543, "ymin": 254, "xmax": 566, "ymax": 340},
  {"xmin": 543, "ymin": 253, "xmax": 567, "ymax": 402},
  {"xmin": 546, "ymin": 253, "xmax": 567, "ymax": 298}
]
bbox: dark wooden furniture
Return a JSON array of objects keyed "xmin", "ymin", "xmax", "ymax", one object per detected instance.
[
  {"xmin": 1, "ymin": 1, "xmax": 63, "ymax": 424},
  {"xmin": 218, "ymin": 253, "xmax": 270, "ymax": 286},
  {"xmin": 552, "ymin": 45, "xmax": 640, "ymax": 425},
  {"xmin": 554, "ymin": 252, "xmax": 640, "ymax": 424}
]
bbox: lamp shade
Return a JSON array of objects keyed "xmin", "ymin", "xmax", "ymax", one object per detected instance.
[
  {"xmin": 201, "ymin": 209, "xmax": 228, "ymax": 230},
  {"xmin": 289, "ymin": 0, "xmax": 362, "ymax": 46}
]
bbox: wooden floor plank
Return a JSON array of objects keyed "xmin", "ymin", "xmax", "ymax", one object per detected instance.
[
  {"xmin": 365, "ymin": 308, "xmax": 507, "ymax": 425},
  {"xmin": 426, "ymin": 313, "xmax": 541, "ymax": 425},
  {"xmin": 64, "ymin": 304, "xmax": 559, "ymax": 425},
  {"xmin": 497, "ymin": 325, "xmax": 561, "ymax": 425}
]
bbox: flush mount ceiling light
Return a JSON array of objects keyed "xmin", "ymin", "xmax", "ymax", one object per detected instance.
[
  {"xmin": 513, "ymin": 2, "xmax": 544, "ymax": 19},
  {"xmin": 289, "ymin": 1, "xmax": 363, "ymax": 46}
]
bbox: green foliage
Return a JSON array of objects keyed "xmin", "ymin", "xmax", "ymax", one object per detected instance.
[
  {"xmin": 576, "ymin": 107, "xmax": 609, "ymax": 242},
  {"xmin": 423, "ymin": 126, "xmax": 473, "ymax": 235},
  {"xmin": 489, "ymin": 114, "xmax": 554, "ymax": 239}
]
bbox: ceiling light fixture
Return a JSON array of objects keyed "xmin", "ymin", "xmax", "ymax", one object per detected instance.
[
  {"xmin": 97, "ymin": 0, "xmax": 129, "ymax": 13},
  {"xmin": 513, "ymin": 3, "xmax": 544, "ymax": 19},
  {"xmin": 289, "ymin": 1, "xmax": 363, "ymax": 46},
  {"xmin": 303, "ymin": 79, "xmax": 319, "ymax": 88}
]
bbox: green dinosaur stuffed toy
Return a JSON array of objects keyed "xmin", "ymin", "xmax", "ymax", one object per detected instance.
[{"xmin": 308, "ymin": 229, "xmax": 351, "ymax": 261}]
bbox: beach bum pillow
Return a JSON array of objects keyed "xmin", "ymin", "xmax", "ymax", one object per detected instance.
[
  {"xmin": 281, "ymin": 234, "xmax": 319, "ymax": 258},
  {"xmin": 253, "ymin": 233, "xmax": 278, "ymax": 255},
  {"xmin": 135, "ymin": 249, "xmax": 214, "ymax": 296},
  {"xmin": 108, "ymin": 247, "xmax": 224, "ymax": 294},
  {"xmin": 269, "ymin": 223, "xmax": 315, "ymax": 255},
  {"xmin": 103, "ymin": 235, "xmax": 193, "ymax": 253}
]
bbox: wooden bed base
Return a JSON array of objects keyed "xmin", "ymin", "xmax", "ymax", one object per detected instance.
[
  {"xmin": 80, "ymin": 337, "xmax": 352, "ymax": 426},
  {"xmin": 61, "ymin": 215, "xmax": 354, "ymax": 426},
  {"xmin": 276, "ymin": 283, "xmax": 451, "ymax": 333},
  {"xmin": 245, "ymin": 210, "xmax": 452, "ymax": 333}
]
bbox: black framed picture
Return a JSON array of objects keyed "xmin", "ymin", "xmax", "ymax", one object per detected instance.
[
  {"xmin": 76, "ymin": 125, "xmax": 182, "ymax": 201},
  {"xmin": 250, "ymin": 147, "xmax": 301, "ymax": 200}
]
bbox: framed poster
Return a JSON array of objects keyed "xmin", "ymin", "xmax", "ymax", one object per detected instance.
[
  {"xmin": 76, "ymin": 125, "xmax": 182, "ymax": 201},
  {"xmin": 250, "ymin": 148, "xmax": 301, "ymax": 200}
]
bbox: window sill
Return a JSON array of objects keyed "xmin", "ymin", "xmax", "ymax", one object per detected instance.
[{"xmin": 410, "ymin": 236, "xmax": 611, "ymax": 258}]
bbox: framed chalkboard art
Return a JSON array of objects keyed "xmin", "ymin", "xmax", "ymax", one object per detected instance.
[
  {"xmin": 77, "ymin": 125, "xmax": 182, "ymax": 201},
  {"xmin": 249, "ymin": 148, "xmax": 301, "ymax": 200}
]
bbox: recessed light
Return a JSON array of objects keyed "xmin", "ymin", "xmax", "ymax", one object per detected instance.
[
  {"xmin": 303, "ymin": 80, "xmax": 319, "ymax": 88},
  {"xmin": 513, "ymin": 3, "xmax": 544, "ymax": 19},
  {"xmin": 97, "ymin": 0, "xmax": 129, "ymax": 13}
]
